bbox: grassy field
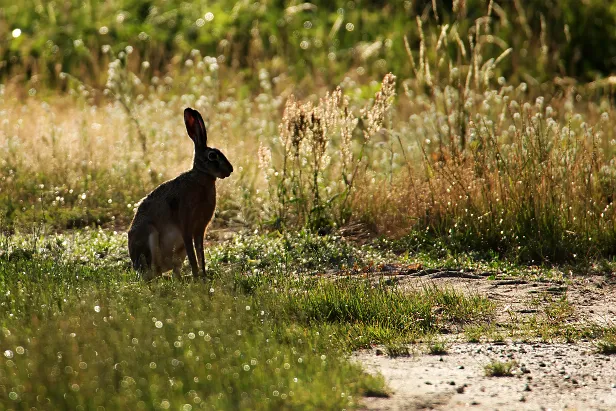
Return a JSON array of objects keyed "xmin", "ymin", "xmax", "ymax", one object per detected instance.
[
  {"xmin": 0, "ymin": 230, "xmax": 497, "ymax": 408},
  {"xmin": 2, "ymin": 0, "xmax": 616, "ymax": 409}
]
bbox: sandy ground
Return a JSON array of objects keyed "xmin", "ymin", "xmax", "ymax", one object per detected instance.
[
  {"xmin": 353, "ymin": 269, "xmax": 616, "ymax": 411},
  {"xmin": 356, "ymin": 342, "xmax": 616, "ymax": 410}
]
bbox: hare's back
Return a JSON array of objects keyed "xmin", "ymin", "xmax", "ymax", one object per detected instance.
[{"xmin": 130, "ymin": 173, "xmax": 192, "ymax": 227}]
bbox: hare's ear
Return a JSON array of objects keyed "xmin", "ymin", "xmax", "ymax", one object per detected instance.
[{"xmin": 184, "ymin": 108, "xmax": 208, "ymax": 147}]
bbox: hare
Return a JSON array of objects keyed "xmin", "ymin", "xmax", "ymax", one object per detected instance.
[{"xmin": 128, "ymin": 108, "xmax": 233, "ymax": 279}]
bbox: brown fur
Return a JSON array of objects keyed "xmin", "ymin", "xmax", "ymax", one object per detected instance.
[{"xmin": 128, "ymin": 108, "xmax": 233, "ymax": 279}]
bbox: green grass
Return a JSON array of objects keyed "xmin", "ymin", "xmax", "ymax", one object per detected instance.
[
  {"xmin": 427, "ymin": 341, "xmax": 448, "ymax": 356},
  {"xmin": 0, "ymin": 229, "xmax": 494, "ymax": 409},
  {"xmin": 484, "ymin": 361, "xmax": 517, "ymax": 378},
  {"xmin": 597, "ymin": 333, "xmax": 616, "ymax": 355},
  {"xmin": 0, "ymin": 267, "xmax": 377, "ymax": 409}
]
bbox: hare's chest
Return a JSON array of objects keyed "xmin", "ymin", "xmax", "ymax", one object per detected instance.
[
  {"xmin": 191, "ymin": 200, "xmax": 216, "ymax": 229},
  {"xmin": 186, "ymin": 190, "xmax": 216, "ymax": 223}
]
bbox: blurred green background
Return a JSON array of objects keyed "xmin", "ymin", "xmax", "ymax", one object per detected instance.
[{"xmin": 2, "ymin": 0, "xmax": 616, "ymax": 92}]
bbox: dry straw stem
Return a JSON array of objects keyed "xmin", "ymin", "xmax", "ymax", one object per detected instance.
[
  {"xmin": 513, "ymin": 0, "xmax": 532, "ymax": 38},
  {"xmin": 362, "ymin": 73, "xmax": 397, "ymax": 141},
  {"xmin": 435, "ymin": 25, "xmax": 450, "ymax": 52},
  {"xmin": 451, "ymin": 27, "xmax": 467, "ymax": 59},
  {"xmin": 485, "ymin": 0, "xmax": 494, "ymax": 32},
  {"xmin": 453, "ymin": 0, "xmax": 467, "ymax": 16},
  {"xmin": 404, "ymin": 35, "xmax": 419, "ymax": 79},
  {"xmin": 491, "ymin": 3, "xmax": 508, "ymax": 26},
  {"xmin": 417, "ymin": 16, "xmax": 426, "ymax": 83}
]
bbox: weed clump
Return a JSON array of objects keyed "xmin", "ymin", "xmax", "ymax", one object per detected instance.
[
  {"xmin": 484, "ymin": 360, "xmax": 517, "ymax": 377},
  {"xmin": 427, "ymin": 341, "xmax": 448, "ymax": 355},
  {"xmin": 597, "ymin": 334, "xmax": 616, "ymax": 355},
  {"xmin": 267, "ymin": 74, "xmax": 396, "ymax": 232}
]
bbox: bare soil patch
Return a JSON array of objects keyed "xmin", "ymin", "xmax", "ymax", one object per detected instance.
[
  {"xmin": 397, "ymin": 269, "xmax": 616, "ymax": 327},
  {"xmin": 354, "ymin": 271, "xmax": 616, "ymax": 410},
  {"xmin": 356, "ymin": 341, "xmax": 616, "ymax": 410}
]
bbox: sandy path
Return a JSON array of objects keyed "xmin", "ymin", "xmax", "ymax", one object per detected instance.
[
  {"xmin": 353, "ymin": 271, "xmax": 616, "ymax": 410},
  {"xmin": 356, "ymin": 341, "xmax": 616, "ymax": 410}
]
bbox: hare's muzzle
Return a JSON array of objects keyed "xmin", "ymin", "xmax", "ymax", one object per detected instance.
[{"xmin": 220, "ymin": 164, "xmax": 233, "ymax": 179}]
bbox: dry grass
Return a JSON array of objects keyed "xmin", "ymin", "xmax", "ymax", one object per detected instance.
[{"xmin": 1, "ymin": 6, "xmax": 616, "ymax": 263}]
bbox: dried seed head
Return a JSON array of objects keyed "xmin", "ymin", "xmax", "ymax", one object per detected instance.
[{"xmin": 362, "ymin": 73, "xmax": 397, "ymax": 140}]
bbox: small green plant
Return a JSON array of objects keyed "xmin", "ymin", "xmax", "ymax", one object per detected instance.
[
  {"xmin": 597, "ymin": 335, "xmax": 616, "ymax": 355},
  {"xmin": 544, "ymin": 295, "xmax": 575, "ymax": 325},
  {"xmin": 484, "ymin": 360, "xmax": 517, "ymax": 377},
  {"xmin": 385, "ymin": 344, "xmax": 410, "ymax": 358},
  {"xmin": 464, "ymin": 325, "xmax": 483, "ymax": 343},
  {"xmin": 427, "ymin": 341, "xmax": 448, "ymax": 355}
]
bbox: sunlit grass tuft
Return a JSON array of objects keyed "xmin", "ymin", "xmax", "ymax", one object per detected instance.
[
  {"xmin": 597, "ymin": 333, "xmax": 616, "ymax": 355},
  {"xmin": 427, "ymin": 341, "xmax": 448, "ymax": 356},
  {"xmin": 484, "ymin": 360, "xmax": 517, "ymax": 377}
]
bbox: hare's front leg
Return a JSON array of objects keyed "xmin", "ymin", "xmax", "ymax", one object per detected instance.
[
  {"xmin": 194, "ymin": 230, "xmax": 207, "ymax": 277},
  {"xmin": 182, "ymin": 233, "xmax": 200, "ymax": 277}
]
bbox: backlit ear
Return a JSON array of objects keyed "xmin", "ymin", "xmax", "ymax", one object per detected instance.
[{"xmin": 183, "ymin": 108, "xmax": 208, "ymax": 147}]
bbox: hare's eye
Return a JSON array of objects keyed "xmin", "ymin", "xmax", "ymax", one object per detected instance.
[{"xmin": 207, "ymin": 152, "xmax": 217, "ymax": 161}]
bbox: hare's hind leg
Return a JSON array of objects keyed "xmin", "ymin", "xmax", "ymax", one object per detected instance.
[
  {"xmin": 129, "ymin": 229, "xmax": 154, "ymax": 278},
  {"xmin": 145, "ymin": 228, "xmax": 164, "ymax": 280},
  {"xmin": 171, "ymin": 264, "xmax": 182, "ymax": 279},
  {"xmin": 128, "ymin": 225, "xmax": 162, "ymax": 280}
]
